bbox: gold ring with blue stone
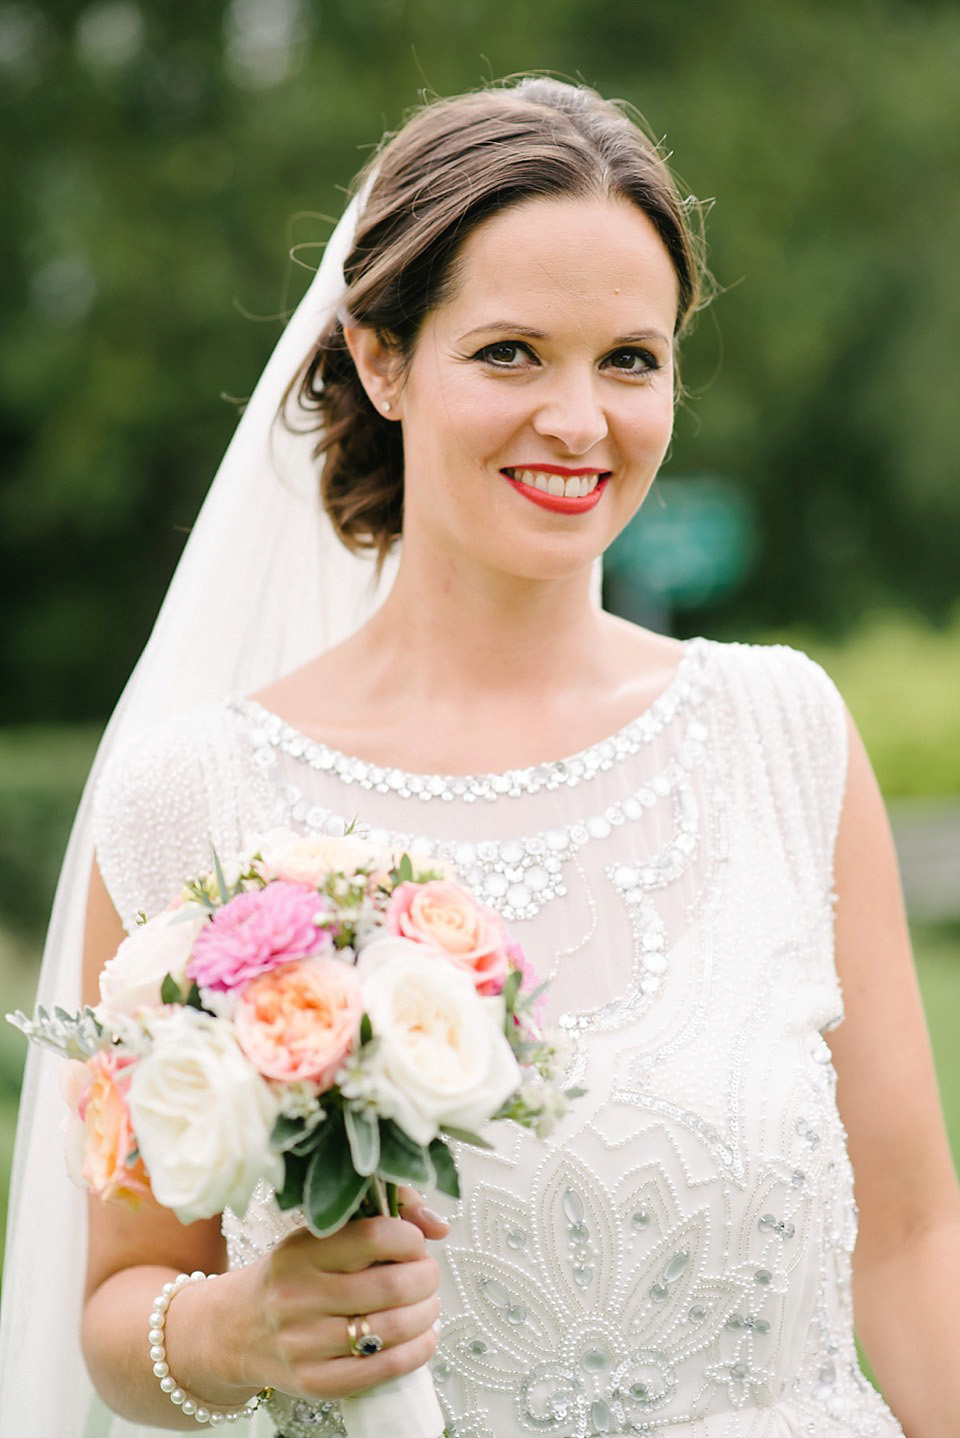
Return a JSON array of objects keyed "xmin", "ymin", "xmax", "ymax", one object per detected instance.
[{"xmin": 347, "ymin": 1314, "xmax": 384, "ymax": 1357}]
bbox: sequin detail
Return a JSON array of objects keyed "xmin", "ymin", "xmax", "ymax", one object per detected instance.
[{"xmin": 232, "ymin": 639, "xmax": 708, "ymax": 806}]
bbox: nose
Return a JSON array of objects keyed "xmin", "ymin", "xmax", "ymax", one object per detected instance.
[{"xmin": 531, "ymin": 366, "xmax": 608, "ymax": 456}]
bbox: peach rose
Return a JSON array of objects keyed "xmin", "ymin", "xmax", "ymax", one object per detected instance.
[
  {"xmin": 385, "ymin": 880, "xmax": 510, "ymax": 994},
  {"xmin": 235, "ymin": 956, "xmax": 363, "ymax": 1085},
  {"xmin": 75, "ymin": 1051, "xmax": 151, "ymax": 1209}
]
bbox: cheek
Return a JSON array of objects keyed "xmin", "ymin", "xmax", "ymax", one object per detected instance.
[
  {"xmin": 622, "ymin": 389, "xmax": 675, "ymax": 459},
  {"xmin": 431, "ymin": 374, "xmax": 527, "ymax": 458}
]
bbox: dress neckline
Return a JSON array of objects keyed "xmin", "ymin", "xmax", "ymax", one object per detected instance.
[{"xmin": 232, "ymin": 637, "xmax": 710, "ymax": 801}]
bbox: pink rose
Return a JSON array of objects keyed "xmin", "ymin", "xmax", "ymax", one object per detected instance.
[
  {"xmin": 73, "ymin": 1051, "xmax": 151, "ymax": 1209},
  {"xmin": 234, "ymin": 956, "xmax": 363, "ymax": 1085},
  {"xmin": 187, "ymin": 881, "xmax": 331, "ymax": 993},
  {"xmin": 385, "ymin": 880, "xmax": 509, "ymax": 995}
]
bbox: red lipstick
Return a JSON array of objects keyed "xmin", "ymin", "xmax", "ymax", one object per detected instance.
[{"xmin": 502, "ymin": 467, "xmax": 610, "ymax": 515}]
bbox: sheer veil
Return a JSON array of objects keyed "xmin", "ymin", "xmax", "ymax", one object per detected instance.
[
  {"xmin": 0, "ymin": 190, "xmax": 396, "ymax": 1438},
  {"xmin": 0, "ymin": 173, "xmax": 604, "ymax": 1436}
]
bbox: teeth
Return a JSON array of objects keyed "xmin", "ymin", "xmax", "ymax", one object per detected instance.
[{"xmin": 508, "ymin": 469, "xmax": 603, "ymax": 499}]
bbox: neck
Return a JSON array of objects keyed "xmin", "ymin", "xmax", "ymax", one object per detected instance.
[{"xmin": 356, "ymin": 545, "xmax": 610, "ymax": 709}]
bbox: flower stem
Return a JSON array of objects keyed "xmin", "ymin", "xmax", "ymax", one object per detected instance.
[{"xmin": 371, "ymin": 1174, "xmax": 400, "ymax": 1218}]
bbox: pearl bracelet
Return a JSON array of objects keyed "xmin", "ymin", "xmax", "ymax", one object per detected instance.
[{"xmin": 149, "ymin": 1271, "xmax": 271, "ymax": 1426}]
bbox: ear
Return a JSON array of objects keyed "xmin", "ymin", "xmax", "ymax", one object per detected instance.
[{"xmin": 343, "ymin": 325, "xmax": 404, "ymax": 419}]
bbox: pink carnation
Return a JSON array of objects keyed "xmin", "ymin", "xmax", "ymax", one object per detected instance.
[
  {"xmin": 385, "ymin": 879, "xmax": 510, "ymax": 995},
  {"xmin": 187, "ymin": 881, "xmax": 331, "ymax": 993},
  {"xmin": 507, "ymin": 936, "xmax": 547, "ymax": 1022}
]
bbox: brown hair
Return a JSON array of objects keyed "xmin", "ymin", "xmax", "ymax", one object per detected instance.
[{"xmin": 286, "ymin": 77, "xmax": 709, "ymax": 569}]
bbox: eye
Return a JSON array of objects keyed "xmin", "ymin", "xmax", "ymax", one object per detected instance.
[
  {"xmin": 603, "ymin": 346, "xmax": 661, "ymax": 377},
  {"xmin": 473, "ymin": 341, "xmax": 538, "ymax": 368}
]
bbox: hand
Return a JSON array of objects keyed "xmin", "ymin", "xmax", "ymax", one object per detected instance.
[{"xmin": 236, "ymin": 1190, "xmax": 450, "ymax": 1401}]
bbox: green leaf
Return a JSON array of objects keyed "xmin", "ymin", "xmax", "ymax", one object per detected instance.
[
  {"xmin": 360, "ymin": 1013, "xmax": 373, "ymax": 1045},
  {"xmin": 276, "ymin": 1150, "xmax": 311, "ymax": 1211},
  {"xmin": 211, "ymin": 847, "xmax": 231, "ymax": 905},
  {"xmin": 185, "ymin": 981, "xmax": 202, "ymax": 1011},
  {"xmin": 428, "ymin": 1138, "xmax": 460, "ymax": 1199},
  {"xmin": 440, "ymin": 1125, "xmax": 494, "ymax": 1151},
  {"xmin": 564, "ymin": 1086, "xmax": 588, "ymax": 1100},
  {"xmin": 501, "ymin": 969, "xmax": 522, "ymax": 1012},
  {"xmin": 304, "ymin": 1128, "xmax": 370, "ymax": 1238},
  {"xmin": 377, "ymin": 1120, "xmax": 434, "ymax": 1186},
  {"xmin": 397, "ymin": 852, "xmax": 414, "ymax": 883},
  {"xmin": 271, "ymin": 1115, "xmax": 309, "ymax": 1153},
  {"xmin": 160, "ymin": 974, "xmax": 181, "ymax": 1005},
  {"xmin": 345, "ymin": 1106, "xmax": 381, "ymax": 1177}
]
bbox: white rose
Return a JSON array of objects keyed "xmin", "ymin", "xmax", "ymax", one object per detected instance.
[
  {"xmin": 357, "ymin": 946, "xmax": 520, "ymax": 1147},
  {"xmin": 254, "ymin": 827, "xmax": 389, "ymax": 886},
  {"xmin": 99, "ymin": 907, "xmax": 207, "ymax": 1018},
  {"xmin": 127, "ymin": 1011, "xmax": 283, "ymax": 1223}
]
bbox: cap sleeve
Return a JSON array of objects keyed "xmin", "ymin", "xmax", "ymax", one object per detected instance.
[
  {"xmin": 91, "ymin": 704, "xmax": 258, "ymax": 929},
  {"xmin": 715, "ymin": 641, "xmax": 849, "ymax": 1030}
]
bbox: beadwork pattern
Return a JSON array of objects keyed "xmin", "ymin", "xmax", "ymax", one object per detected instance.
[{"xmin": 93, "ymin": 640, "xmax": 905, "ymax": 1437}]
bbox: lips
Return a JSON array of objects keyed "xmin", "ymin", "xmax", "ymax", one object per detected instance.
[{"xmin": 501, "ymin": 467, "xmax": 610, "ymax": 514}]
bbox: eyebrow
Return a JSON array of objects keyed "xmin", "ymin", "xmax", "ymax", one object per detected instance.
[{"xmin": 459, "ymin": 322, "xmax": 671, "ymax": 346}]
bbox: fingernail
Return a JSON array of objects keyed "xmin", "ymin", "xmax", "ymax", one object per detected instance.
[{"xmin": 421, "ymin": 1207, "xmax": 447, "ymax": 1225}]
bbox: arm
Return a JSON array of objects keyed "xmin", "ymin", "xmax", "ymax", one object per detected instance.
[
  {"xmin": 81, "ymin": 860, "xmax": 446, "ymax": 1428},
  {"xmin": 828, "ymin": 711, "xmax": 960, "ymax": 1437}
]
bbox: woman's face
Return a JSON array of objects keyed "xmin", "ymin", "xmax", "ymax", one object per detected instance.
[{"xmin": 390, "ymin": 193, "xmax": 680, "ymax": 584}]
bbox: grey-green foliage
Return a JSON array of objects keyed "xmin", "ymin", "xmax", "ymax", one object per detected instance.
[{"xmin": 2, "ymin": 0, "xmax": 958, "ymax": 721}]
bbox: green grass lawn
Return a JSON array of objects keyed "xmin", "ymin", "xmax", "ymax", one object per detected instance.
[{"xmin": 913, "ymin": 920, "xmax": 960, "ymax": 1160}]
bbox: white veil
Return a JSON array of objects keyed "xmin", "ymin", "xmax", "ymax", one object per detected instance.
[
  {"xmin": 0, "ymin": 190, "xmax": 396, "ymax": 1438},
  {"xmin": 0, "ymin": 156, "xmax": 606, "ymax": 1434}
]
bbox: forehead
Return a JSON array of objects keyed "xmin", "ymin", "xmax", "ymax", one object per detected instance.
[{"xmin": 436, "ymin": 193, "xmax": 680, "ymax": 333}]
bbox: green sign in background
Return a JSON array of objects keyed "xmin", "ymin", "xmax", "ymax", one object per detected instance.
[{"xmin": 605, "ymin": 476, "xmax": 756, "ymax": 612}]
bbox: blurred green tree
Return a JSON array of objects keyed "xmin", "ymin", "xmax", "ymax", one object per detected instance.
[{"xmin": 1, "ymin": 0, "xmax": 957, "ymax": 721}]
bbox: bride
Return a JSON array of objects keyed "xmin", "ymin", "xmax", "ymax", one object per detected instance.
[{"xmin": 3, "ymin": 76, "xmax": 958, "ymax": 1437}]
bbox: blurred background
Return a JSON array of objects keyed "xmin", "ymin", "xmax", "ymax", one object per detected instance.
[{"xmin": 1, "ymin": 0, "xmax": 957, "ymax": 1322}]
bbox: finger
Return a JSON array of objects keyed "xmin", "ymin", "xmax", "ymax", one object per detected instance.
[
  {"xmin": 397, "ymin": 1188, "xmax": 451, "ymax": 1241},
  {"xmin": 318, "ymin": 1255, "xmax": 440, "ymax": 1317},
  {"xmin": 290, "ymin": 1324, "xmax": 440, "ymax": 1401},
  {"xmin": 275, "ymin": 1216, "xmax": 427, "ymax": 1273},
  {"xmin": 269, "ymin": 1293, "xmax": 441, "ymax": 1369},
  {"xmin": 340, "ymin": 1294, "xmax": 441, "ymax": 1356}
]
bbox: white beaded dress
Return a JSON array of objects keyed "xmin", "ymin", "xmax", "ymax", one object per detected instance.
[{"xmin": 92, "ymin": 638, "xmax": 905, "ymax": 1438}]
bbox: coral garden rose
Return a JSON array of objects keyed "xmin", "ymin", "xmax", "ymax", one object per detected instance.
[
  {"xmin": 98, "ymin": 905, "xmax": 207, "ymax": 1018},
  {"xmin": 357, "ymin": 942, "xmax": 520, "ymax": 1146},
  {"xmin": 235, "ymin": 956, "xmax": 363, "ymax": 1085},
  {"xmin": 127, "ymin": 1010, "xmax": 282, "ymax": 1222},
  {"xmin": 186, "ymin": 881, "xmax": 330, "ymax": 993},
  {"xmin": 69, "ymin": 1051, "xmax": 150, "ymax": 1208},
  {"xmin": 385, "ymin": 880, "xmax": 510, "ymax": 994}
]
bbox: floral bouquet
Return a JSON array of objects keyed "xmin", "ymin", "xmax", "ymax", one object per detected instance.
[{"xmin": 9, "ymin": 828, "xmax": 576, "ymax": 1438}]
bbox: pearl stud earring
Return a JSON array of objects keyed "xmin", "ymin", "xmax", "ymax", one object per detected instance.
[{"xmin": 381, "ymin": 400, "xmax": 392, "ymax": 413}]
